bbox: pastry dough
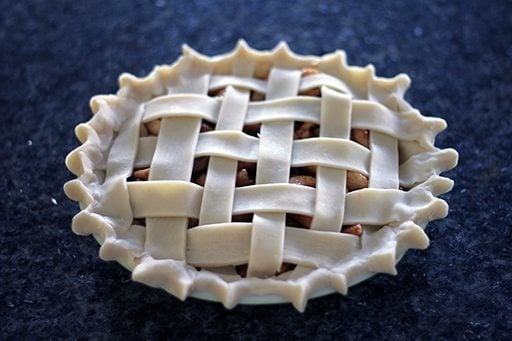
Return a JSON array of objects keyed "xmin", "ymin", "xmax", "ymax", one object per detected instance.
[{"xmin": 64, "ymin": 40, "xmax": 458, "ymax": 311}]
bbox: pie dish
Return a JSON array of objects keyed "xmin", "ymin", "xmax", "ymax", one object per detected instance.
[{"xmin": 64, "ymin": 40, "xmax": 458, "ymax": 311}]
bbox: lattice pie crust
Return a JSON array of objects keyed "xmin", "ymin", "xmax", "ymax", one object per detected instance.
[{"xmin": 64, "ymin": 41, "xmax": 458, "ymax": 311}]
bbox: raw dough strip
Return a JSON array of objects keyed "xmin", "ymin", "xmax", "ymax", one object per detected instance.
[
  {"xmin": 143, "ymin": 95, "xmax": 221, "ymax": 123},
  {"xmin": 187, "ymin": 224, "xmax": 359, "ymax": 269},
  {"xmin": 145, "ymin": 117, "xmax": 202, "ymax": 260},
  {"xmin": 135, "ymin": 132, "xmax": 259, "ymax": 169},
  {"xmin": 291, "ymin": 138, "xmax": 369, "ymax": 173},
  {"xmin": 310, "ymin": 87, "xmax": 352, "ymax": 232},
  {"xmin": 248, "ymin": 68, "xmax": 301, "ymax": 277},
  {"xmin": 368, "ymin": 131, "xmax": 399, "ymax": 189},
  {"xmin": 128, "ymin": 181, "xmax": 203, "ymax": 218},
  {"xmin": 126, "ymin": 178, "xmax": 450, "ymax": 226},
  {"xmin": 233, "ymin": 184, "xmax": 315, "ymax": 215},
  {"xmin": 299, "ymin": 73, "xmax": 351, "ymax": 95},
  {"xmin": 135, "ymin": 138, "xmax": 457, "ymax": 192},
  {"xmin": 209, "ymin": 75, "xmax": 267, "ymax": 94},
  {"xmin": 246, "ymin": 97, "xmax": 320, "ymax": 124},
  {"xmin": 143, "ymin": 96, "xmax": 440, "ymax": 145},
  {"xmin": 145, "ymin": 64, "xmax": 211, "ymax": 260},
  {"xmin": 133, "ymin": 134, "xmax": 370, "ymax": 173},
  {"xmin": 209, "ymin": 71, "xmax": 353, "ymax": 99},
  {"xmin": 199, "ymin": 87, "xmax": 251, "ymax": 224},
  {"xmin": 199, "ymin": 56, "xmax": 255, "ymax": 225},
  {"xmin": 195, "ymin": 131, "xmax": 259, "ymax": 161}
]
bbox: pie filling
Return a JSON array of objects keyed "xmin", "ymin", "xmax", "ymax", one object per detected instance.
[{"xmin": 64, "ymin": 41, "xmax": 458, "ymax": 311}]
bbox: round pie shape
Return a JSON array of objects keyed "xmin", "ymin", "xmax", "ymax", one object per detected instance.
[{"xmin": 64, "ymin": 41, "xmax": 458, "ymax": 311}]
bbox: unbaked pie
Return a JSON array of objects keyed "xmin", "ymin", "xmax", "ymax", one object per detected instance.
[{"xmin": 64, "ymin": 41, "xmax": 458, "ymax": 311}]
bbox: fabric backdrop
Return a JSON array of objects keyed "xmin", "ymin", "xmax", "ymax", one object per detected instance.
[{"xmin": 1, "ymin": 0, "xmax": 511, "ymax": 338}]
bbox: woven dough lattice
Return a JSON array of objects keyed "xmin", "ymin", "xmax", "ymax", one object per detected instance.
[{"xmin": 64, "ymin": 41, "xmax": 458, "ymax": 311}]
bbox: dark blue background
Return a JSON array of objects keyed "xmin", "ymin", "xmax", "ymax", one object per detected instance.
[{"xmin": 1, "ymin": 0, "xmax": 511, "ymax": 339}]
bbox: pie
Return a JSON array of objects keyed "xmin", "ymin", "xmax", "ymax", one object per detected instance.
[{"xmin": 64, "ymin": 40, "xmax": 458, "ymax": 311}]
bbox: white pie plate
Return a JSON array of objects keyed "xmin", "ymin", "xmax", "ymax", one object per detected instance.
[
  {"xmin": 90, "ymin": 232, "xmax": 406, "ymax": 305},
  {"xmin": 174, "ymin": 251, "xmax": 403, "ymax": 305}
]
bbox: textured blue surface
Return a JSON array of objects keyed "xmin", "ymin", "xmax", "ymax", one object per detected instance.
[{"xmin": 1, "ymin": 0, "xmax": 511, "ymax": 338}]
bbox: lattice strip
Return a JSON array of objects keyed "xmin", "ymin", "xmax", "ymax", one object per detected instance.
[
  {"xmin": 134, "ymin": 133, "xmax": 370, "ymax": 172},
  {"xmin": 310, "ymin": 87, "xmax": 352, "ymax": 231},
  {"xmin": 186, "ymin": 224, "xmax": 359, "ymax": 269},
  {"xmin": 198, "ymin": 55, "xmax": 254, "ymax": 226},
  {"xmin": 143, "ymin": 95, "xmax": 220, "ymax": 123},
  {"xmin": 133, "ymin": 99, "xmax": 444, "ymax": 171},
  {"xmin": 248, "ymin": 68, "xmax": 301, "ymax": 277},
  {"xmin": 245, "ymin": 97, "xmax": 320, "ymax": 124},
  {"xmin": 145, "ymin": 67, "xmax": 210, "ymax": 260},
  {"xmin": 128, "ymin": 181, "xmax": 202, "ymax": 218},
  {"xmin": 368, "ymin": 131, "xmax": 399, "ymax": 189},
  {"xmin": 145, "ymin": 117, "xmax": 202, "ymax": 260},
  {"xmin": 199, "ymin": 87, "xmax": 250, "ymax": 225},
  {"xmin": 233, "ymin": 184, "xmax": 315, "ymax": 215},
  {"xmin": 141, "ymin": 97, "xmax": 442, "ymax": 142},
  {"xmin": 125, "ymin": 178, "xmax": 448, "ymax": 226},
  {"xmin": 187, "ymin": 223, "xmax": 252, "ymax": 266},
  {"xmin": 209, "ymin": 75, "xmax": 266, "ymax": 94},
  {"xmin": 149, "ymin": 117, "xmax": 201, "ymax": 180},
  {"xmin": 195, "ymin": 132, "xmax": 259, "ymax": 161},
  {"xmin": 299, "ymin": 73, "xmax": 351, "ymax": 95},
  {"xmin": 291, "ymin": 138, "xmax": 369, "ymax": 173},
  {"xmin": 198, "ymin": 157, "xmax": 238, "ymax": 225}
]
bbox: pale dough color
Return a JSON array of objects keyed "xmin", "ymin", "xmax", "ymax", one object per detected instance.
[{"xmin": 64, "ymin": 41, "xmax": 458, "ymax": 311}]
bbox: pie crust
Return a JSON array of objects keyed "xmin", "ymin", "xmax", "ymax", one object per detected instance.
[{"xmin": 64, "ymin": 40, "xmax": 458, "ymax": 311}]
